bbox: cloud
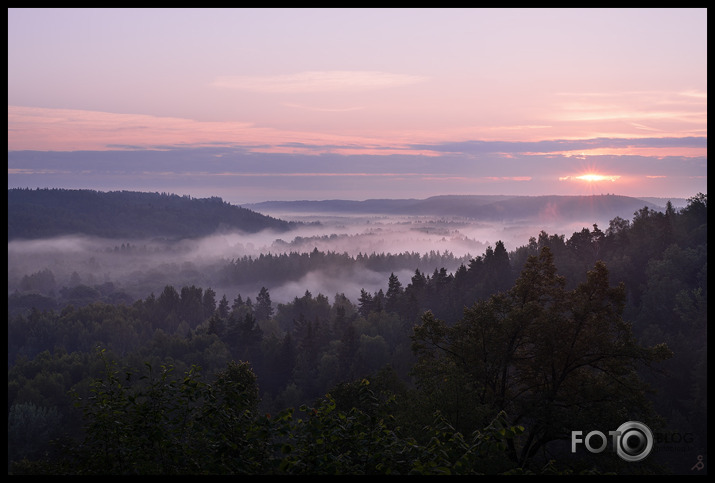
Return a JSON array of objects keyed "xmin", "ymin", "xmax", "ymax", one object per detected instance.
[
  {"xmin": 408, "ymin": 137, "xmax": 707, "ymax": 155},
  {"xmin": 677, "ymin": 89, "xmax": 707, "ymax": 100},
  {"xmin": 552, "ymin": 90, "xmax": 707, "ymax": 126},
  {"xmin": 7, "ymin": 106, "xmax": 262, "ymax": 151},
  {"xmin": 9, "ymin": 105, "xmax": 706, "ymax": 160},
  {"xmin": 8, "ymin": 144, "xmax": 706, "ymax": 180},
  {"xmin": 211, "ymin": 70, "xmax": 429, "ymax": 93},
  {"xmin": 7, "ymin": 105, "xmax": 395, "ymax": 153}
]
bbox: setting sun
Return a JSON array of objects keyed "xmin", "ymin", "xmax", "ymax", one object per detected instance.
[{"xmin": 575, "ymin": 173, "xmax": 620, "ymax": 182}]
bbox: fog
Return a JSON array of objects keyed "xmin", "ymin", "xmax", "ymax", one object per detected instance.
[{"xmin": 8, "ymin": 210, "xmax": 617, "ymax": 307}]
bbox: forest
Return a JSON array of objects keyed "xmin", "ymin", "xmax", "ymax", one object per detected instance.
[
  {"xmin": 8, "ymin": 188, "xmax": 296, "ymax": 241},
  {"xmin": 7, "ymin": 191, "xmax": 707, "ymax": 474}
]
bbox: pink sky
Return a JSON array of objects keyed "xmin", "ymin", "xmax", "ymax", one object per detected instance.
[{"xmin": 7, "ymin": 8, "xmax": 707, "ymax": 203}]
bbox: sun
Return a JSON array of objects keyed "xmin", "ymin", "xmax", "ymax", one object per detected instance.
[
  {"xmin": 576, "ymin": 173, "xmax": 607, "ymax": 182},
  {"xmin": 575, "ymin": 173, "xmax": 620, "ymax": 183}
]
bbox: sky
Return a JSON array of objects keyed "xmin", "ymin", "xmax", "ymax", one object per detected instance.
[{"xmin": 7, "ymin": 8, "xmax": 707, "ymax": 204}]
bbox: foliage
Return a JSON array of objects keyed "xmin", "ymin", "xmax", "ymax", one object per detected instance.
[
  {"xmin": 8, "ymin": 188, "xmax": 293, "ymax": 240},
  {"xmin": 411, "ymin": 247, "xmax": 672, "ymax": 467},
  {"xmin": 8, "ymin": 193, "xmax": 706, "ymax": 474},
  {"xmin": 13, "ymin": 360, "xmax": 532, "ymax": 475},
  {"xmin": 14, "ymin": 351, "xmax": 268, "ymax": 475}
]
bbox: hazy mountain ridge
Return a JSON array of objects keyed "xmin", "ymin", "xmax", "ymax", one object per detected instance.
[
  {"xmin": 637, "ymin": 196, "xmax": 690, "ymax": 209},
  {"xmin": 7, "ymin": 188, "xmax": 295, "ymax": 241},
  {"xmin": 8, "ymin": 189, "xmax": 683, "ymax": 243},
  {"xmin": 243, "ymin": 195, "xmax": 511, "ymax": 215},
  {"xmin": 245, "ymin": 194, "xmax": 670, "ymax": 222}
]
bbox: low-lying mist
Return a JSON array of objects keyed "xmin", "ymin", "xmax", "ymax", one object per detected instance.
[{"xmin": 8, "ymin": 211, "xmax": 618, "ymax": 307}]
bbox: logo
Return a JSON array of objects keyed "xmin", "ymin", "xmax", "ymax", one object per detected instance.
[
  {"xmin": 572, "ymin": 421, "xmax": 653, "ymax": 462},
  {"xmin": 613, "ymin": 421, "xmax": 653, "ymax": 462}
]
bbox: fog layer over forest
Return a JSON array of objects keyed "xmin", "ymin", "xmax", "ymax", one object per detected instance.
[{"xmin": 8, "ymin": 199, "xmax": 669, "ymax": 308}]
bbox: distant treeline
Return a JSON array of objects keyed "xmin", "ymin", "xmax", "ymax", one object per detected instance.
[
  {"xmin": 219, "ymin": 248, "xmax": 469, "ymax": 288},
  {"xmin": 7, "ymin": 193, "xmax": 707, "ymax": 474},
  {"xmin": 9, "ymin": 248, "xmax": 470, "ymax": 314},
  {"xmin": 8, "ymin": 188, "xmax": 295, "ymax": 240}
]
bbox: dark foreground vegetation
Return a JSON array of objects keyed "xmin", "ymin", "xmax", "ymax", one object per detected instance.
[{"xmin": 8, "ymin": 193, "xmax": 707, "ymax": 474}]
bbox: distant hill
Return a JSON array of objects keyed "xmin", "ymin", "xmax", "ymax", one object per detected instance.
[
  {"xmin": 245, "ymin": 194, "xmax": 663, "ymax": 222},
  {"xmin": 7, "ymin": 188, "xmax": 294, "ymax": 241},
  {"xmin": 636, "ymin": 196, "xmax": 690, "ymax": 209},
  {"xmin": 243, "ymin": 195, "xmax": 513, "ymax": 215}
]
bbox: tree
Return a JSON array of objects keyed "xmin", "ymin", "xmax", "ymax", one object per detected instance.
[
  {"xmin": 226, "ymin": 311, "xmax": 263, "ymax": 361},
  {"xmin": 411, "ymin": 247, "xmax": 672, "ymax": 469},
  {"xmin": 262, "ymin": 332, "xmax": 296, "ymax": 397},
  {"xmin": 217, "ymin": 294, "xmax": 230, "ymax": 318},
  {"xmin": 337, "ymin": 323, "xmax": 360, "ymax": 381},
  {"xmin": 385, "ymin": 273, "xmax": 403, "ymax": 314},
  {"xmin": 157, "ymin": 285, "xmax": 181, "ymax": 331},
  {"xmin": 213, "ymin": 360, "xmax": 260, "ymax": 413},
  {"xmin": 202, "ymin": 287, "xmax": 217, "ymax": 319},
  {"xmin": 677, "ymin": 193, "xmax": 707, "ymax": 247},
  {"xmin": 255, "ymin": 287, "xmax": 274, "ymax": 321},
  {"xmin": 483, "ymin": 240, "xmax": 511, "ymax": 293},
  {"xmin": 207, "ymin": 312, "xmax": 226, "ymax": 337},
  {"xmin": 180, "ymin": 285, "xmax": 205, "ymax": 328},
  {"xmin": 21, "ymin": 352, "xmax": 268, "ymax": 475},
  {"xmin": 231, "ymin": 293, "xmax": 245, "ymax": 313},
  {"xmin": 357, "ymin": 289, "xmax": 374, "ymax": 318},
  {"xmin": 402, "ymin": 269, "xmax": 428, "ymax": 321},
  {"xmin": 8, "ymin": 402, "xmax": 62, "ymax": 464},
  {"xmin": 12, "ymin": 353, "xmax": 577, "ymax": 475}
]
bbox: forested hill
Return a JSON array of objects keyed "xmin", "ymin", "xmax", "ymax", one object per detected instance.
[
  {"xmin": 7, "ymin": 188, "xmax": 295, "ymax": 241},
  {"xmin": 246, "ymin": 194, "xmax": 667, "ymax": 221}
]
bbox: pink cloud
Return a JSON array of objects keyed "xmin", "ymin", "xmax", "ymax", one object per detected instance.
[{"xmin": 7, "ymin": 105, "xmax": 412, "ymax": 153}]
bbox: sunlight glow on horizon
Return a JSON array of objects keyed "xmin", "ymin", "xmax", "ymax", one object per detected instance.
[
  {"xmin": 559, "ymin": 171, "xmax": 623, "ymax": 184},
  {"xmin": 575, "ymin": 173, "xmax": 621, "ymax": 183}
]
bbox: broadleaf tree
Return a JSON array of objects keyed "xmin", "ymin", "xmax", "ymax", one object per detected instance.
[{"xmin": 411, "ymin": 247, "xmax": 672, "ymax": 469}]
